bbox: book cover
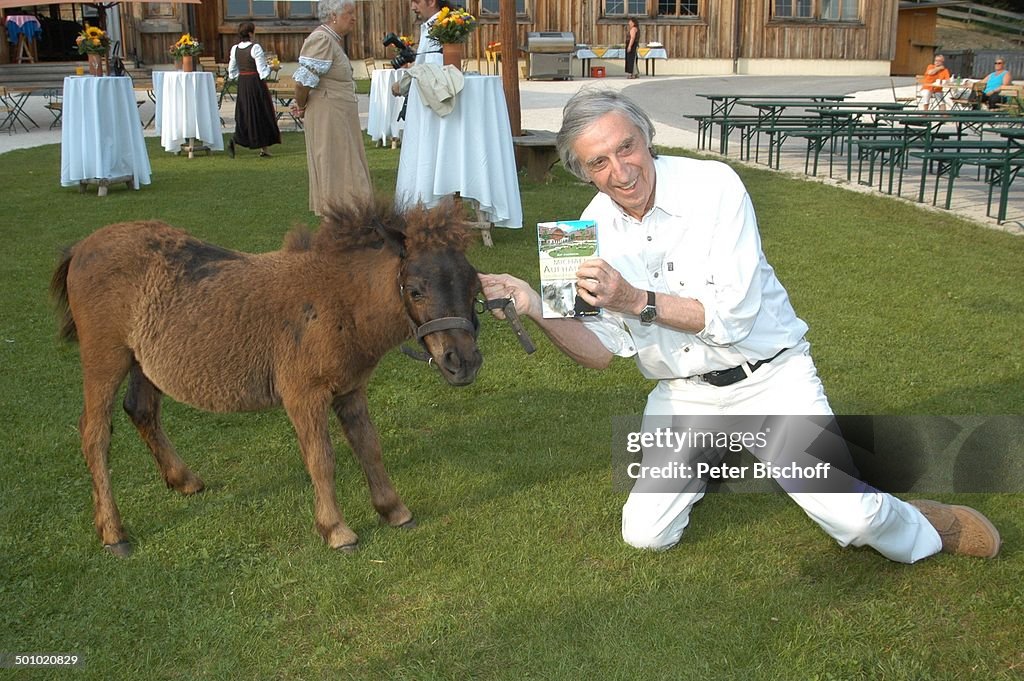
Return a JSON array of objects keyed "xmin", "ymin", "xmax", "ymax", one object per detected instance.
[{"xmin": 537, "ymin": 219, "xmax": 600, "ymax": 319}]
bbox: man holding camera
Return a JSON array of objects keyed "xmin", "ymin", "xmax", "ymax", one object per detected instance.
[
  {"xmin": 390, "ymin": 0, "xmax": 449, "ymax": 98},
  {"xmin": 411, "ymin": 0, "xmax": 449, "ymax": 64},
  {"xmin": 390, "ymin": 0, "xmax": 459, "ymax": 118}
]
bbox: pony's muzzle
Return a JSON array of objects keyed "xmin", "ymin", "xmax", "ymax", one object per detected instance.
[{"xmin": 439, "ymin": 342, "xmax": 482, "ymax": 386}]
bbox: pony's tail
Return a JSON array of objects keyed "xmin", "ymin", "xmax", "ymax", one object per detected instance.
[{"xmin": 50, "ymin": 247, "xmax": 78, "ymax": 343}]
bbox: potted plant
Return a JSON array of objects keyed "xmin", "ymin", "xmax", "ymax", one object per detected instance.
[
  {"xmin": 427, "ymin": 7, "xmax": 478, "ymax": 70},
  {"xmin": 75, "ymin": 25, "xmax": 111, "ymax": 76},
  {"xmin": 169, "ymin": 34, "xmax": 203, "ymax": 72}
]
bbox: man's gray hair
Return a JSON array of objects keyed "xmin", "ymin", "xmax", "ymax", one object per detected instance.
[
  {"xmin": 556, "ymin": 88, "xmax": 657, "ymax": 181},
  {"xmin": 318, "ymin": 0, "xmax": 355, "ymax": 23}
]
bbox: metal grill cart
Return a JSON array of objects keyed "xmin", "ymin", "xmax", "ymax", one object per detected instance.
[{"xmin": 525, "ymin": 32, "xmax": 575, "ymax": 80}]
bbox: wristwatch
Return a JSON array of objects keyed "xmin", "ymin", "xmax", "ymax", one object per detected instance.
[{"xmin": 639, "ymin": 290, "xmax": 657, "ymax": 325}]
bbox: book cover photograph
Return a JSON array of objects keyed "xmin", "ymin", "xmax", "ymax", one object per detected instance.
[{"xmin": 537, "ymin": 219, "xmax": 599, "ymax": 319}]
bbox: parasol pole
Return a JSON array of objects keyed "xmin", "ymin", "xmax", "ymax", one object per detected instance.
[{"xmin": 499, "ymin": 0, "xmax": 520, "ymax": 136}]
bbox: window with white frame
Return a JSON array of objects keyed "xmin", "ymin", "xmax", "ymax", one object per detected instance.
[
  {"xmin": 658, "ymin": 0, "xmax": 699, "ymax": 16},
  {"xmin": 605, "ymin": 0, "xmax": 647, "ymax": 17},
  {"xmin": 821, "ymin": 0, "xmax": 858, "ymax": 21},
  {"xmin": 773, "ymin": 0, "xmax": 859, "ymax": 21},
  {"xmin": 224, "ymin": 0, "xmax": 314, "ymax": 21},
  {"xmin": 605, "ymin": 0, "xmax": 701, "ymax": 18},
  {"xmin": 480, "ymin": 0, "xmax": 528, "ymax": 16}
]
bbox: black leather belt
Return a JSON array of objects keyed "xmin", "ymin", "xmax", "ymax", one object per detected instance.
[{"xmin": 698, "ymin": 348, "xmax": 789, "ymax": 387}]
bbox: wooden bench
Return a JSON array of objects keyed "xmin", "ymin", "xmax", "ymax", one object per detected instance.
[
  {"xmin": 910, "ymin": 149, "xmax": 1024, "ymax": 220},
  {"xmin": 512, "ymin": 129, "xmax": 559, "ymax": 182},
  {"xmin": 752, "ymin": 122, "xmax": 839, "ymax": 174},
  {"xmin": 683, "ymin": 114, "xmax": 762, "ymax": 153}
]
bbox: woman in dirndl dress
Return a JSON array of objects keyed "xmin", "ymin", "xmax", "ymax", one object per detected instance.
[{"xmin": 227, "ymin": 21, "xmax": 281, "ymax": 158}]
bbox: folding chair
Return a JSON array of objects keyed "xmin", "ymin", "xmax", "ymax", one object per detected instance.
[
  {"xmin": 891, "ymin": 78, "xmax": 916, "ymax": 106},
  {"xmin": 950, "ymin": 81, "xmax": 983, "ymax": 110},
  {"xmin": 268, "ymin": 76, "xmax": 303, "ymax": 131},
  {"xmin": 43, "ymin": 88, "xmax": 62, "ymax": 129}
]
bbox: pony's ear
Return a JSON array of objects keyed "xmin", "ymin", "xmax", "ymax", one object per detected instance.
[
  {"xmin": 371, "ymin": 217, "xmax": 407, "ymax": 258},
  {"xmin": 403, "ymin": 198, "xmax": 470, "ymax": 254}
]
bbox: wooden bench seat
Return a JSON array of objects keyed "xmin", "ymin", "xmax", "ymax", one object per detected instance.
[
  {"xmin": 854, "ymin": 131, "xmax": 956, "ymax": 194},
  {"xmin": 910, "ymin": 149, "xmax": 1024, "ymax": 219},
  {"xmin": 752, "ymin": 123, "xmax": 840, "ymax": 174},
  {"xmin": 746, "ymin": 116, "xmax": 835, "ymax": 166},
  {"xmin": 512, "ymin": 129, "xmax": 559, "ymax": 182},
  {"xmin": 684, "ymin": 114, "xmax": 762, "ymax": 153}
]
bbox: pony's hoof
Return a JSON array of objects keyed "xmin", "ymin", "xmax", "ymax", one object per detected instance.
[
  {"xmin": 334, "ymin": 541, "xmax": 359, "ymax": 554},
  {"xmin": 168, "ymin": 475, "xmax": 204, "ymax": 495},
  {"xmin": 104, "ymin": 541, "xmax": 133, "ymax": 558},
  {"xmin": 379, "ymin": 515, "xmax": 416, "ymax": 530}
]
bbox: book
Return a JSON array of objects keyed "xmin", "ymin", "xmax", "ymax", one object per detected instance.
[{"xmin": 537, "ymin": 219, "xmax": 600, "ymax": 319}]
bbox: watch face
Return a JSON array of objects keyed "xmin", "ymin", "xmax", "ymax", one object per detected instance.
[{"xmin": 640, "ymin": 305, "xmax": 656, "ymax": 324}]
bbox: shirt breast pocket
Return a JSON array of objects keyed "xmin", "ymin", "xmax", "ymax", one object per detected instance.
[{"xmin": 663, "ymin": 257, "xmax": 707, "ymax": 298}]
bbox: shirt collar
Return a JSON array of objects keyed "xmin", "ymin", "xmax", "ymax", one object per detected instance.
[
  {"xmin": 610, "ymin": 156, "xmax": 685, "ymax": 223},
  {"xmin": 648, "ymin": 156, "xmax": 688, "ymax": 219}
]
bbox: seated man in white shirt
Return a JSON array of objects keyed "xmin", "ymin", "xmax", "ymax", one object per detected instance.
[{"xmin": 480, "ymin": 89, "xmax": 1001, "ymax": 563}]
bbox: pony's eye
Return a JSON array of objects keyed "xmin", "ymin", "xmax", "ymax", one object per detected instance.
[{"xmin": 408, "ymin": 288, "xmax": 425, "ymax": 302}]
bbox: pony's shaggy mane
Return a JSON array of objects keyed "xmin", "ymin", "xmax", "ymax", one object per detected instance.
[{"xmin": 283, "ymin": 198, "xmax": 470, "ymax": 256}]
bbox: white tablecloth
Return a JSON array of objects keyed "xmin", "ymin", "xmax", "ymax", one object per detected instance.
[
  {"xmin": 154, "ymin": 70, "xmax": 223, "ymax": 153},
  {"xmin": 60, "ymin": 76, "xmax": 151, "ymax": 189},
  {"xmin": 367, "ymin": 68, "xmax": 404, "ymax": 145},
  {"xmin": 396, "ymin": 74, "xmax": 522, "ymax": 228}
]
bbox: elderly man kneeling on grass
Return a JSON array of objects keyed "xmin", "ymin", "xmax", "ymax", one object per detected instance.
[{"xmin": 481, "ymin": 89, "xmax": 1000, "ymax": 562}]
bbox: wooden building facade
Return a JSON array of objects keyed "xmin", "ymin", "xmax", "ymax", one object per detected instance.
[{"xmin": 121, "ymin": 0, "xmax": 898, "ymax": 75}]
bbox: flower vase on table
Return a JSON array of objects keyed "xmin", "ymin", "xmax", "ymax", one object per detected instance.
[
  {"xmin": 87, "ymin": 53, "xmax": 104, "ymax": 76},
  {"xmin": 427, "ymin": 7, "xmax": 477, "ymax": 72},
  {"xmin": 442, "ymin": 43, "xmax": 464, "ymax": 70},
  {"xmin": 170, "ymin": 34, "xmax": 202, "ymax": 73},
  {"xmin": 75, "ymin": 25, "xmax": 111, "ymax": 76}
]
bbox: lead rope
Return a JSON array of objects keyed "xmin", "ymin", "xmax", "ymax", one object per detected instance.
[{"xmin": 481, "ymin": 297, "xmax": 536, "ymax": 355}]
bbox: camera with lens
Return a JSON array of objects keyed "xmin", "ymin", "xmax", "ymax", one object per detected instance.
[{"xmin": 382, "ymin": 32, "xmax": 417, "ymax": 70}]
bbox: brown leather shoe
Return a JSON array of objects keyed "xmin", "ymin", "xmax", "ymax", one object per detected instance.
[{"xmin": 910, "ymin": 499, "xmax": 1001, "ymax": 558}]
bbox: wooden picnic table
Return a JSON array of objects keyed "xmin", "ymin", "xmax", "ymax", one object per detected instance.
[
  {"xmin": 870, "ymin": 113, "xmax": 1020, "ymax": 193},
  {"xmin": 730, "ymin": 99, "xmax": 851, "ymax": 169},
  {"xmin": 867, "ymin": 116, "xmax": 1023, "ymax": 212},
  {"xmin": 876, "ymin": 110, "xmax": 1020, "ymax": 141},
  {"xmin": 807, "ymin": 106, "xmax": 914, "ymax": 181},
  {"xmin": 910, "ymin": 138, "xmax": 1010, "ymax": 207},
  {"xmin": 691, "ymin": 92, "xmax": 847, "ymax": 155}
]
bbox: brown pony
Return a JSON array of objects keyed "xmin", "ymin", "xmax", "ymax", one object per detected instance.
[{"xmin": 51, "ymin": 200, "xmax": 483, "ymax": 556}]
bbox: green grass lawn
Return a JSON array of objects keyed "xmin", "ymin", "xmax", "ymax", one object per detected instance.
[{"xmin": 1, "ymin": 133, "xmax": 1022, "ymax": 679}]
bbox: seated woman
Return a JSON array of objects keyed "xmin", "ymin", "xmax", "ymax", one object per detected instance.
[{"xmin": 979, "ymin": 57, "xmax": 1012, "ymax": 109}]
